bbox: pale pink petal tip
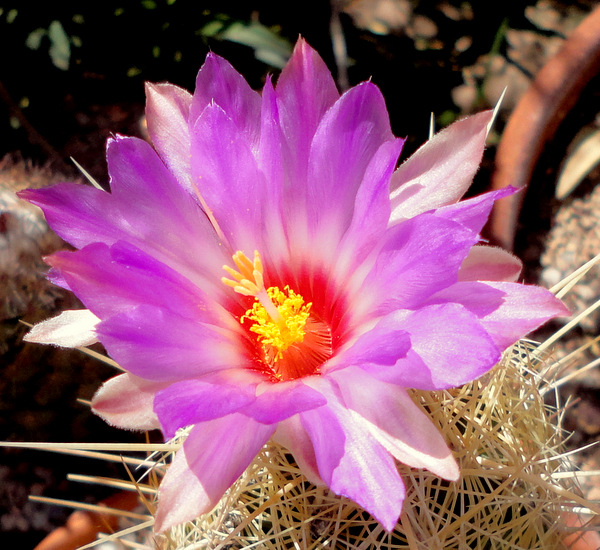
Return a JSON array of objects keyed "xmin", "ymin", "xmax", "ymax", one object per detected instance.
[
  {"xmin": 390, "ymin": 110, "xmax": 493, "ymax": 222},
  {"xmin": 478, "ymin": 282, "xmax": 570, "ymax": 350},
  {"xmin": 459, "ymin": 245, "xmax": 523, "ymax": 282},
  {"xmin": 154, "ymin": 441, "xmax": 210, "ymax": 533},
  {"xmin": 144, "ymin": 81, "xmax": 193, "ymax": 191},
  {"xmin": 154, "ymin": 416, "xmax": 274, "ymax": 532},
  {"xmin": 334, "ymin": 371, "xmax": 460, "ymax": 479},
  {"xmin": 92, "ymin": 373, "xmax": 163, "ymax": 431},
  {"xmin": 23, "ymin": 309, "xmax": 99, "ymax": 348}
]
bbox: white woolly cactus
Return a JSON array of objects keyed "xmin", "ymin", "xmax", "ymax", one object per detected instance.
[{"xmin": 151, "ymin": 340, "xmax": 594, "ymax": 549}]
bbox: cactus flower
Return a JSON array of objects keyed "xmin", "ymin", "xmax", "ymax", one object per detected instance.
[{"xmin": 19, "ymin": 39, "xmax": 568, "ymax": 532}]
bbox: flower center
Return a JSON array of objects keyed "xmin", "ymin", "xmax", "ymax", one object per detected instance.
[
  {"xmin": 222, "ymin": 251, "xmax": 332, "ymax": 381},
  {"xmin": 241, "ymin": 285, "xmax": 311, "ymax": 360}
]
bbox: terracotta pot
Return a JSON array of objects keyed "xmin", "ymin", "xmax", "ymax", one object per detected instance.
[
  {"xmin": 486, "ymin": 4, "xmax": 600, "ymax": 251},
  {"xmin": 562, "ymin": 511, "xmax": 600, "ymax": 550},
  {"xmin": 34, "ymin": 491, "xmax": 141, "ymax": 550}
]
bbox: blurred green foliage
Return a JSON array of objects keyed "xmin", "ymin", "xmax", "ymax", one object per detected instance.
[
  {"xmin": 0, "ymin": 1, "xmax": 294, "ymax": 88},
  {"xmin": 26, "ymin": 20, "xmax": 71, "ymax": 71},
  {"xmin": 0, "ymin": 0, "xmax": 545, "ymax": 170},
  {"xmin": 0, "ymin": 1, "xmax": 306, "ymax": 167}
]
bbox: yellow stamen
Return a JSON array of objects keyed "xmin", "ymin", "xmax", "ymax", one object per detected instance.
[
  {"xmin": 242, "ymin": 286, "xmax": 312, "ymax": 362},
  {"xmin": 222, "ymin": 251, "xmax": 312, "ymax": 364}
]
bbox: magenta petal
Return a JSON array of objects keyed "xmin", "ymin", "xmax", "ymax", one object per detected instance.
[
  {"xmin": 433, "ymin": 186, "xmax": 517, "ymax": 235},
  {"xmin": 306, "ymin": 83, "xmax": 395, "ymax": 246},
  {"xmin": 465, "ymin": 281, "xmax": 570, "ymax": 350},
  {"xmin": 425, "ymin": 281, "xmax": 569, "ymax": 350},
  {"xmin": 242, "ymin": 379, "xmax": 327, "ymax": 424},
  {"xmin": 144, "ymin": 82, "xmax": 193, "ymax": 191},
  {"xmin": 335, "ymin": 138, "xmax": 404, "ymax": 278},
  {"xmin": 258, "ymin": 77, "xmax": 284, "ymax": 191},
  {"xmin": 390, "ymin": 110, "xmax": 493, "ymax": 222},
  {"xmin": 357, "ymin": 213, "xmax": 478, "ymax": 317},
  {"xmin": 154, "ymin": 370, "xmax": 262, "ymax": 438},
  {"xmin": 104, "ymin": 135, "xmax": 226, "ymax": 283},
  {"xmin": 325, "ymin": 320, "xmax": 411, "ymax": 373},
  {"xmin": 18, "ymin": 183, "xmax": 122, "ymax": 250},
  {"xmin": 459, "ymin": 245, "xmax": 523, "ymax": 282},
  {"xmin": 256, "ymin": 78, "xmax": 289, "ymax": 265},
  {"xmin": 427, "ymin": 281, "xmax": 507, "ymax": 317},
  {"xmin": 96, "ymin": 304, "xmax": 243, "ymax": 382},
  {"xmin": 91, "ymin": 373, "xmax": 164, "ymax": 431},
  {"xmin": 332, "ymin": 369, "xmax": 458, "ymax": 479},
  {"xmin": 154, "ymin": 416, "xmax": 274, "ymax": 532},
  {"xmin": 273, "ymin": 415, "xmax": 324, "ymax": 484},
  {"xmin": 360, "ymin": 304, "xmax": 501, "ymax": 389},
  {"xmin": 20, "ymin": 136, "xmax": 226, "ymax": 289},
  {"xmin": 46, "ymin": 242, "xmax": 217, "ymax": 322},
  {"xmin": 46, "ymin": 267, "xmax": 70, "ymax": 291},
  {"xmin": 190, "ymin": 52, "xmax": 261, "ymax": 148},
  {"xmin": 277, "ymin": 38, "xmax": 339, "ymax": 132},
  {"xmin": 191, "ymin": 103, "xmax": 267, "ymax": 250},
  {"xmin": 300, "ymin": 380, "xmax": 405, "ymax": 532},
  {"xmin": 276, "ymin": 38, "xmax": 339, "ymax": 188}
]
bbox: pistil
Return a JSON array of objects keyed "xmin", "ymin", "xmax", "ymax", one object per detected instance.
[{"xmin": 222, "ymin": 250, "xmax": 282, "ymax": 323}]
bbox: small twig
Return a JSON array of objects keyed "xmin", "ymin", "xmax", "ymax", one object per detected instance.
[{"xmin": 330, "ymin": 0, "xmax": 349, "ymax": 92}]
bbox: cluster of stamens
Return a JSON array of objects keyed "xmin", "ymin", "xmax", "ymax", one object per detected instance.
[{"xmin": 222, "ymin": 251, "xmax": 312, "ymax": 364}]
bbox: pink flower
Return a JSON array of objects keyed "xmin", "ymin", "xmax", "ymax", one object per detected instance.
[{"xmin": 20, "ymin": 39, "xmax": 568, "ymax": 532}]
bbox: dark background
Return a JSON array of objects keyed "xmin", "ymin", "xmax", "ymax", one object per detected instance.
[{"xmin": 0, "ymin": 0, "xmax": 558, "ymax": 181}]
